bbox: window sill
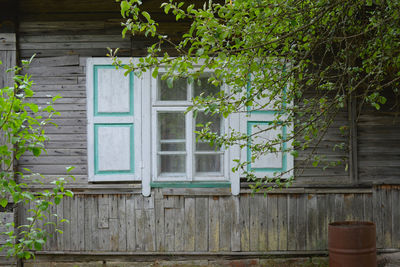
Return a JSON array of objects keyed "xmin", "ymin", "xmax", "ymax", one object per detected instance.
[{"xmin": 150, "ymin": 181, "xmax": 231, "ymax": 188}]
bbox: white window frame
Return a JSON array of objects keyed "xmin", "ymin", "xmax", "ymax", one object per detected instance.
[{"xmin": 150, "ymin": 72, "xmax": 231, "ymax": 182}]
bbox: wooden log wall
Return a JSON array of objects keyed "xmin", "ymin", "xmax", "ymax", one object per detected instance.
[
  {"xmin": 357, "ymin": 92, "xmax": 400, "ymax": 184},
  {"xmin": 6, "ymin": 0, "xmax": 400, "ymax": 259},
  {"xmin": 19, "ymin": 187, "xmax": 400, "ymax": 252}
]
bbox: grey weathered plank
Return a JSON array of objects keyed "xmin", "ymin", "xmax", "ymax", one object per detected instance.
[
  {"xmin": 363, "ymin": 193, "xmax": 373, "ymax": 222},
  {"xmin": 219, "ymin": 197, "xmax": 232, "ymax": 252},
  {"xmin": 164, "ymin": 207, "xmax": 175, "ymax": 251},
  {"xmin": 373, "ymin": 187, "xmax": 383, "ymax": 248},
  {"xmin": 287, "ymin": 194, "xmax": 298, "ymax": 250},
  {"xmin": 70, "ymin": 196, "xmax": 79, "ymax": 251},
  {"xmin": 155, "ymin": 197, "xmax": 165, "ymax": 251},
  {"xmin": 334, "ymin": 194, "xmax": 345, "ymax": 222},
  {"xmin": 382, "ymin": 188, "xmax": 392, "ymax": 248},
  {"xmin": 208, "ymin": 196, "xmax": 219, "ymax": 252},
  {"xmin": 392, "ymin": 188, "xmax": 400, "ymax": 248},
  {"xmin": 183, "ymin": 197, "xmax": 195, "ymax": 251},
  {"xmin": 267, "ymin": 195, "xmax": 278, "ymax": 251},
  {"xmin": 296, "ymin": 194, "xmax": 307, "ymax": 250},
  {"xmin": 109, "ymin": 218, "xmax": 119, "ymax": 251},
  {"xmin": 249, "ymin": 194, "xmax": 260, "ymax": 251},
  {"xmin": 62, "ymin": 196, "xmax": 71, "ymax": 250},
  {"xmin": 144, "ymin": 208, "xmax": 156, "ymax": 251},
  {"xmin": 306, "ymin": 194, "xmax": 317, "ymax": 250},
  {"xmin": 98, "ymin": 196, "xmax": 111, "ymax": 251},
  {"xmin": 117, "ymin": 195, "xmax": 127, "ymax": 251},
  {"xmin": 316, "ymin": 194, "xmax": 327, "ymax": 250},
  {"xmin": 231, "ymin": 196, "xmax": 241, "ymax": 252},
  {"xmin": 239, "ymin": 194, "xmax": 250, "ymax": 252},
  {"xmin": 28, "ymin": 55, "xmax": 79, "ymax": 67},
  {"xmin": 135, "ymin": 195, "xmax": 145, "ymax": 251},
  {"xmin": 77, "ymin": 195, "xmax": 85, "ymax": 250},
  {"xmin": 174, "ymin": 196, "xmax": 185, "ymax": 252},
  {"xmin": 258, "ymin": 194, "xmax": 268, "ymax": 251},
  {"xmin": 125, "ymin": 195, "xmax": 136, "ymax": 251},
  {"xmin": 195, "ymin": 197, "xmax": 208, "ymax": 252},
  {"xmin": 277, "ymin": 195, "xmax": 288, "ymax": 250}
]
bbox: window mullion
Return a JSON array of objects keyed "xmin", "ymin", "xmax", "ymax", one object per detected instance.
[{"xmin": 186, "ymin": 110, "xmax": 193, "ymax": 181}]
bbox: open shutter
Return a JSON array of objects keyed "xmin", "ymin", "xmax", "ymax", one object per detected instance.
[
  {"xmin": 87, "ymin": 58, "xmax": 141, "ymax": 182},
  {"xmin": 240, "ymin": 82, "xmax": 293, "ymax": 180}
]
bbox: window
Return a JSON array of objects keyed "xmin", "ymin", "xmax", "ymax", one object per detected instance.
[
  {"xmin": 151, "ymin": 73, "xmax": 228, "ymax": 182},
  {"xmin": 87, "ymin": 58, "xmax": 292, "ymax": 196}
]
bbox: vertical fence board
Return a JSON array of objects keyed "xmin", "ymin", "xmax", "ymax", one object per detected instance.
[
  {"xmin": 231, "ymin": 196, "xmax": 241, "ymax": 252},
  {"xmin": 287, "ymin": 194, "xmax": 298, "ymax": 250},
  {"xmin": 164, "ymin": 207, "xmax": 175, "ymax": 251},
  {"xmin": 195, "ymin": 197, "xmax": 208, "ymax": 252},
  {"xmin": 278, "ymin": 195, "xmax": 288, "ymax": 250},
  {"xmin": 174, "ymin": 196, "xmax": 185, "ymax": 251},
  {"xmin": 239, "ymin": 194, "xmax": 250, "ymax": 251},
  {"xmin": 126, "ymin": 195, "xmax": 136, "ymax": 251},
  {"xmin": 219, "ymin": 197, "xmax": 232, "ymax": 251},
  {"xmin": 208, "ymin": 196, "xmax": 220, "ymax": 252},
  {"xmin": 155, "ymin": 197, "xmax": 165, "ymax": 252},
  {"xmin": 183, "ymin": 197, "xmax": 195, "ymax": 251},
  {"xmin": 267, "ymin": 195, "xmax": 278, "ymax": 251},
  {"xmin": 306, "ymin": 194, "xmax": 317, "ymax": 250},
  {"xmin": 249, "ymin": 195, "xmax": 260, "ymax": 251},
  {"xmin": 117, "ymin": 195, "xmax": 127, "ymax": 251}
]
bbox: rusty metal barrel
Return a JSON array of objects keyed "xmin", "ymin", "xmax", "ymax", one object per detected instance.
[{"xmin": 328, "ymin": 221, "xmax": 377, "ymax": 267}]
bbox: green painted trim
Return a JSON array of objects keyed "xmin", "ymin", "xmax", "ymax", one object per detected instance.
[
  {"xmin": 94, "ymin": 123, "xmax": 135, "ymax": 175},
  {"xmin": 246, "ymin": 121, "xmax": 287, "ymax": 173},
  {"xmin": 151, "ymin": 182, "xmax": 231, "ymax": 188},
  {"xmin": 94, "ymin": 65, "xmax": 134, "ymax": 117}
]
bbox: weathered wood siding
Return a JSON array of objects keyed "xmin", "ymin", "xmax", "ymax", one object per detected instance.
[
  {"xmin": 18, "ymin": 187, "xmax": 400, "ymax": 252},
  {"xmin": 358, "ymin": 93, "xmax": 400, "ymax": 183}
]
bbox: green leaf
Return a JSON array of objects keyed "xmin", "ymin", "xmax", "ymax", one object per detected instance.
[
  {"xmin": 0, "ymin": 198, "xmax": 8, "ymax": 208},
  {"xmin": 64, "ymin": 190, "xmax": 74, "ymax": 198},
  {"xmin": 66, "ymin": 166, "xmax": 75, "ymax": 173},
  {"xmin": 32, "ymin": 147, "xmax": 41, "ymax": 157}
]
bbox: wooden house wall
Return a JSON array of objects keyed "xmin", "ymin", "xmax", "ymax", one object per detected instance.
[
  {"xmin": 0, "ymin": 0, "xmax": 398, "ymax": 258},
  {"xmin": 16, "ymin": 12, "xmax": 351, "ymax": 187}
]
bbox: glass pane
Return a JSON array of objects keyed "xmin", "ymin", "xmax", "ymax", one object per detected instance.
[
  {"xmin": 195, "ymin": 154, "xmax": 221, "ymax": 173},
  {"xmin": 161, "ymin": 142, "xmax": 185, "ymax": 151},
  {"xmin": 159, "ymin": 112, "xmax": 185, "ymax": 140},
  {"xmin": 195, "ymin": 112, "xmax": 221, "ymax": 151},
  {"xmin": 160, "ymin": 155, "xmax": 186, "ymax": 173},
  {"xmin": 194, "ymin": 76, "xmax": 220, "ymax": 97},
  {"xmin": 158, "ymin": 75, "xmax": 187, "ymax": 101}
]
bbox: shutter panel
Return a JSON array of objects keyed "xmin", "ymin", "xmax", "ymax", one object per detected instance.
[
  {"xmin": 240, "ymin": 82, "xmax": 293, "ymax": 180},
  {"xmin": 87, "ymin": 58, "xmax": 141, "ymax": 182}
]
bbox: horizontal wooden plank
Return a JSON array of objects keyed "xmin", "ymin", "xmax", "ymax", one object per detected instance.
[
  {"xmin": 20, "ymin": 48, "xmax": 131, "ymax": 58},
  {"xmin": 24, "ymin": 66, "xmax": 84, "ymax": 76},
  {"xmin": 20, "ymin": 41, "xmax": 131, "ymax": 50},
  {"xmin": 29, "ymin": 98, "xmax": 86, "ymax": 106},
  {"xmin": 20, "ymin": 34, "xmax": 127, "ymax": 43},
  {"xmin": 32, "ymin": 84, "xmax": 86, "ymax": 91},
  {"xmin": 19, "ymin": 155, "xmax": 87, "ymax": 164},
  {"xmin": 0, "ymin": 34, "xmax": 16, "ymax": 51},
  {"xmin": 28, "ymin": 55, "xmax": 80, "ymax": 67},
  {"xmin": 24, "ymin": 148, "xmax": 86, "ymax": 156},
  {"xmin": 34, "ymin": 91, "xmax": 86, "ymax": 98},
  {"xmin": 44, "ymin": 134, "xmax": 87, "ymax": 141},
  {"xmin": 18, "ymin": 164, "xmax": 87, "ymax": 175}
]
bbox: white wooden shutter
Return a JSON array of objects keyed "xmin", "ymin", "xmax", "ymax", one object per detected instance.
[
  {"xmin": 87, "ymin": 58, "xmax": 142, "ymax": 182},
  {"xmin": 240, "ymin": 84, "xmax": 293, "ymax": 180}
]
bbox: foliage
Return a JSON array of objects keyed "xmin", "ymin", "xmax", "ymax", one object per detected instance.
[
  {"xmin": 0, "ymin": 57, "xmax": 73, "ymax": 259},
  {"xmin": 114, "ymin": 0, "xmax": 400, "ymax": 189}
]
